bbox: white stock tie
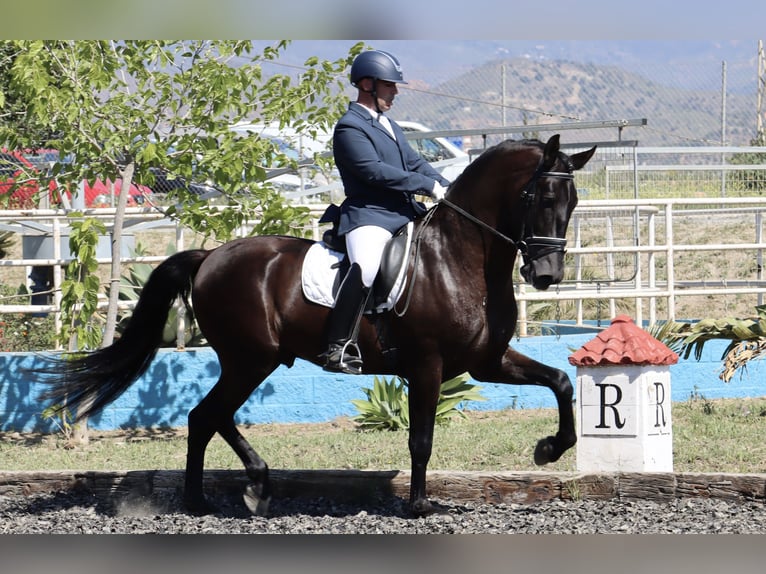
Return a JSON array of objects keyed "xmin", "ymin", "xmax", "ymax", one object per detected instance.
[{"xmin": 378, "ymin": 114, "xmax": 396, "ymax": 140}]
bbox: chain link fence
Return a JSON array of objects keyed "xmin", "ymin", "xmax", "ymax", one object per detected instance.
[
  {"xmin": 395, "ymin": 54, "xmax": 761, "ymax": 149},
  {"xmin": 261, "ymin": 42, "xmax": 763, "ymax": 149}
]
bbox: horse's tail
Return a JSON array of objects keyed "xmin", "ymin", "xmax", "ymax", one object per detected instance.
[{"xmin": 36, "ymin": 249, "xmax": 210, "ymax": 421}]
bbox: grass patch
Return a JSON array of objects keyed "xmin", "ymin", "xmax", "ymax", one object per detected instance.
[{"xmin": 2, "ymin": 397, "xmax": 766, "ymax": 474}]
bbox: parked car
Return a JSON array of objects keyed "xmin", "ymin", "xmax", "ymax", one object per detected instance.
[
  {"xmin": 0, "ymin": 150, "xmax": 59, "ymax": 209},
  {"xmin": 0, "ymin": 149, "xmax": 153, "ymax": 209},
  {"xmin": 397, "ymin": 120, "xmax": 471, "ymax": 182},
  {"xmin": 226, "ymin": 121, "xmax": 470, "ymax": 201},
  {"xmin": 229, "ymin": 122, "xmax": 332, "ymax": 158},
  {"xmin": 83, "ymin": 177, "xmax": 153, "ymax": 208},
  {"xmin": 146, "ymin": 166, "xmax": 219, "ymax": 197},
  {"xmin": 228, "ymin": 122, "xmax": 335, "ymax": 195}
]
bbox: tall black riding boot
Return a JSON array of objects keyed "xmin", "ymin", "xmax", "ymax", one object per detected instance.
[{"xmin": 321, "ymin": 263, "xmax": 369, "ymax": 375}]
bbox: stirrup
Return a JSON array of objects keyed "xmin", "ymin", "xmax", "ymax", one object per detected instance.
[{"xmin": 322, "ymin": 340, "xmax": 363, "ymax": 375}]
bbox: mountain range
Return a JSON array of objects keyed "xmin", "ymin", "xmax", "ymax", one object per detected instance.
[
  {"xmin": 258, "ymin": 40, "xmax": 760, "ymax": 90},
  {"xmin": 255, "ymin": 40, "xmax": 764, "ymax": 146}
]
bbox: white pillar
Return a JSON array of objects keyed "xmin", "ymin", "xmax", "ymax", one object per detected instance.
[
  {"xmin": 569, "ymin": 315, "xmax": 678, "ymax": 473},
  {"xmin": 576, "ymin": 364, "xmax": 672, "ymax": 472}
]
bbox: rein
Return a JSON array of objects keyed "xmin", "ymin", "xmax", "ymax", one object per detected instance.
[
  {"xmin": 392, "ymin": 204, "xmax": 438, "ymax": 317},
  {"xmin": 394, "ymin": 158, "xmax": 575, "ymax": 317},
  {"xmin": 439, "ymin": 198, "xmax": 518, "ymax": 247}
]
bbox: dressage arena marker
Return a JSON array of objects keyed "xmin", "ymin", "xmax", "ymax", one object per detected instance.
[{"xmin": 570, "ymin": 315, "xmax": 679, "ymax": 473}]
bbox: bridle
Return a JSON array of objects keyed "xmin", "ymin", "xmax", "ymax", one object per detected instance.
[
  {"xmin": 397, "ymin": 152, "xmax": 575, "ymax": 316},
  {"xmin": 440, "ymin": 155, "xmax": 576, "ymax": 267}
]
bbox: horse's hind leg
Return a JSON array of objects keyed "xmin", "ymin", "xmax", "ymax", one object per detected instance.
[
  {"xmin": 218, "ymin": 418, "xmax": 271, "ymax": 516},
  {"xmin": 184, "ymin": 399, "xmax": 218, "ymax": 514},
  {"xmin": 184, "ymin": 367, "xmax": 272, "ymax": 515}
]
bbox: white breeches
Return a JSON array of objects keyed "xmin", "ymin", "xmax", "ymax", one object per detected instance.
[{"xmin": 345, "ymin": 225, "xmax": 393, "ymax": 288}]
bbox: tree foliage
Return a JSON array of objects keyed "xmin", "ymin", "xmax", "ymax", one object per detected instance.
[
  {"xmin": 60, "ymin": 215, "xmax": 106, "ymax": 350},
  {"xmin": 1, "ymin": 40, "xmax": 362, "ymax": 240},
  {"xmin": 351, "ymin": 374, "xmax": 487, "ymax": 431},
  {"xmin": 0, "ymin": 40, "xmax": 364, "ymax": 353}
]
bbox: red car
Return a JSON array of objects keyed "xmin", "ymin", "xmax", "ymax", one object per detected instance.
[
  {"xmin": 0, "ymin": 150, "xmax": 152, "ymax": 209},
  {"xmin": 81, "ymin": 177, "xmax": 153, "ymax": 208}
]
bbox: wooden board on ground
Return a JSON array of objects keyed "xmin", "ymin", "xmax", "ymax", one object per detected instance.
[{"xmin": 1, "ymin": 469, "xmax": 764, "ymax": 505}]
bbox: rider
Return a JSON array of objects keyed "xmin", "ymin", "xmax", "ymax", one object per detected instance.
[{"xmin": 320, "ymin": 49, "xmax": 451, "ymax": 375}]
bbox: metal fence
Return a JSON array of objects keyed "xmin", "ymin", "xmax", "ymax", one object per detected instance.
[
  {"xmin": 515, "ymin": 197, "xmax": 766, "ymax": 335},
  {"xmin": 3, "ymin": 137, "xmax": 766, "ymax": 345},
  {"xmin": 3, "ymin": 197, "xmax": 765, "ymax": 345},
  {"xmin": 363, "ymin": 44, "xmax": 762, "ymax": 148},
  {"xmin": 259, "ymin": 41, "xmax": 764, "ymax": 148}
]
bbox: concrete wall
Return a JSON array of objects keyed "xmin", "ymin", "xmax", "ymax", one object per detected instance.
[{"xmin": 2, "ymin": 333, "xmax": 764, "ymax": 432}]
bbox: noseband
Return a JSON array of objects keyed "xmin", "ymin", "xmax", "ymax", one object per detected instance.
[{"xmin": 440, "ymin": 157, "xmax": 575, "ymax": 267}]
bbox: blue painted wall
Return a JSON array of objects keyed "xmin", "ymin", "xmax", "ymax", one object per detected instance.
[{"xmin": 2, "ymin": 334, "xmax": 764, "ymax": 433}]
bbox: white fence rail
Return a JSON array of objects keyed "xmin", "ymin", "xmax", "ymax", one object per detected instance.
[
  {"xmin": 515, "ymin": 197, "xmax": 766, "ymax": 335},
  {"xmin": 2, "ymin": 195, "xmax": 765, "ymax": 344},
  {"xmin": 3, "ymin": 141, "xmax": 766, "ymax": 344}
]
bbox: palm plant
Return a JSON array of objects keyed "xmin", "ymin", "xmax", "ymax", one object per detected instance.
[
  {"xmin": 351, "ymin": 373, "xmax": 487, "ymax": 431},
  {"xmin": 651, "ymin": 304, "xmax": 766, "ymax": 382}
]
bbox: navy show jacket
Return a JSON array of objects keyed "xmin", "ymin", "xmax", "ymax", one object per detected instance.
[{"xmin": 333, "ymin": 102, "xmax": 451, "ymax": 236}]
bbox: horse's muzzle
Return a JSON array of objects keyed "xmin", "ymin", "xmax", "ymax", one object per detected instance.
[{"xmin": 519, "ymin": 237, "xmax": 567, "ymax": 290}]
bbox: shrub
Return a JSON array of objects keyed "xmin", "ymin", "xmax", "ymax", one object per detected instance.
[{"xmin": 351, "ymin": 373, "xmax": 486, "ymax": 431}]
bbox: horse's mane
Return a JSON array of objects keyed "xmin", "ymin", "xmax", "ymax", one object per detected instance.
[{"xmin": 451, "ymin": 138, "xmax": 544, "ymax": 187}]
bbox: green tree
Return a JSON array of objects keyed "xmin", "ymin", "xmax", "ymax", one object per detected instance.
[
  {"xmin": 1, "ymin": 40, "xmax": 362, "ymax": 349},
  {"xmin": 1, "ymin": 40, "xmax": 363, "ymax": 442},
  {"xmin": 0, "ymin": 43, "xmax": 58, "ymax": 144}
]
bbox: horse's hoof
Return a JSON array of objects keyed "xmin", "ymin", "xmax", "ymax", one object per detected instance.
[
  {"xmin": 243, "ymin": 484, "xmax": 271, "ymax": 516},
  {"xmin": 534, "ymin": 436, "xmax": 558, "ymax": 465},
  {"xmin": 411, "ymin": 498, "xmax": 452, "ymax": 518},
  {"xmin": 534, "ymin": 433, "xmax": 576, "ymax": 465},
  {"xmin": 411, "ymin": 498, "xmax": 433, "ymax": 518}
]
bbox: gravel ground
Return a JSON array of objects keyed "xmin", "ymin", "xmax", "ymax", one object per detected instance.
[{"xmin": 3, "ymin": 490, "xmax": 766, "ymax": 534}]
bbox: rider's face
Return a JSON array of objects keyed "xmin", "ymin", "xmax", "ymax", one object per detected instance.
[{"xmin": 374, "ymin": 80, "xmax": 398, "ymax": 112}]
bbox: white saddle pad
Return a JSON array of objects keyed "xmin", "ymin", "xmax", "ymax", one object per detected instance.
[{"xmin": 301, "ymin": 223, "xmax": 413, "ymax": 312}]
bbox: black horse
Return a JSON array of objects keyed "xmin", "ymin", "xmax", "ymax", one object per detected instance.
[{"xmin": 37, "ymin": 135, "xmax": 596, "ymax": 517}]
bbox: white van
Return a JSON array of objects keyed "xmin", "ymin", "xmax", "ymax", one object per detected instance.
[
  {"xmin": 229, "ymin": 120, "xmax": 470, "ymax": 200},
  {"xmin": 397, "ymin": 120, "xmax": 470, "ymax": 182},
  {"xmin": 229, "ymin": 122, "xmax": 334, "ymax": 197}
]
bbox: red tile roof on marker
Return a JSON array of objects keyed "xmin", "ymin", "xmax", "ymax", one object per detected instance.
[{"xmin": 568, "ymin": 315, "xmax": 679, "ymax": 366}]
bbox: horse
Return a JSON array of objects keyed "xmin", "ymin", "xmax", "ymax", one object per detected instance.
[{"xmin": 36, "ymin": 134, "xmax": 596, "ymax": 517}]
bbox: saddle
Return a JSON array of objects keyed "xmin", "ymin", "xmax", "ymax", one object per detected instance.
[{"xmin": 301, "ymin": 205, "xmax": 413, "ymax": 312}]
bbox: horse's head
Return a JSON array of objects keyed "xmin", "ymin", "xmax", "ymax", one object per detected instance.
[{"xmin": 517, "ymin": 135, "xmax": 596, "ymax": 290}]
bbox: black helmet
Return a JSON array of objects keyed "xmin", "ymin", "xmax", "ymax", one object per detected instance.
[{"xmin": 350, "ymin": 50, "xmax": 408, "ymax": 86}]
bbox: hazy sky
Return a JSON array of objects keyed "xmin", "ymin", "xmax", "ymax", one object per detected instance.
[{"xmin": 6, "ymin": 0, "xmax": 764, "ymax": 40}]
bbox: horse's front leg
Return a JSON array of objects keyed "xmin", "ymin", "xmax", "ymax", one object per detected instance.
[
  {"xmin": 405, "ymin": 364, "xmax": 443, "ymax": 517},
  {"xmin": 471, "ymin": 347, "xmax": 576, "ymax": 465}
]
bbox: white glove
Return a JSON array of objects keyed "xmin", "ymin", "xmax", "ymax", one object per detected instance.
[{"xmin": 431, "ymin": 181, "xmax": 447, "ymax": 201}]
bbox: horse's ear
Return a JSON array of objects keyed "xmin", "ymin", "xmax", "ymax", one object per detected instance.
[
  {"xmin": 543, "ymin": 134, "xmax": 561, "ymax": 166},
  {"xmin": 569, "ymin": 146, "xmax": 597, "ymax": 171}
]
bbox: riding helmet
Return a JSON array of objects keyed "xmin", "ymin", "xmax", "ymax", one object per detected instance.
[{"xmin": 350, "ymin": 50, "xmax": 408, "ymax": 86}]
